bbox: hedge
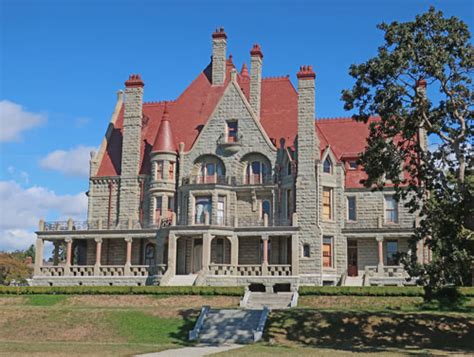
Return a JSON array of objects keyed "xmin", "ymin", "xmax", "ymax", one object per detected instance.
[
  {"xmin": 299, "ymin": 286, "xmax": 474, "ymax": 297},
  {"xmin": 0, "ymin": 285, "xmax": 245, "ymax": 296}
]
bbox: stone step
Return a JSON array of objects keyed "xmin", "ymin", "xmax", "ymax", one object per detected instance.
[
  {"xmin": 245, "ymin": 292, "xmax": 292, "ymax": 309},
  {"xmin": 344, "ymin": 276, "xmax": 363, "ymax": 287},
  {"xmin": 166, "ymin": 274, "xmax": 198, "ymax": 286},
  {"xmin": 198, "ymin": 309, "xmax": 262, "ymax": 344}
]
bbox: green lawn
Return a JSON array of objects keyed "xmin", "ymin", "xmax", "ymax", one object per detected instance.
[{"xmin": 0, "ymin": 294, "xmax": 473, "ymax": 356}]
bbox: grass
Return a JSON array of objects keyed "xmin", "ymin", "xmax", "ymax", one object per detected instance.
[{"xmin": 0, "ymin": 294, "xmax": 473, "ymax": 356}]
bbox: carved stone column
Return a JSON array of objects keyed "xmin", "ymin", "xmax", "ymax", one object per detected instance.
[
  {"xmin": 124, "ymin": 237, "xmax": 133, "ymax": 275},
  {"xmin": 94, "ymin": 238, "xmax": 103, "ymax": 276},
  {"xmin": 34, "ymin": 238, "xmax": 44, "ymax": 276},
  {"xmin": 64, "ymin": 237, "xmax": 73, "ymax": 276},
  {"xmin": 202, "ymin": 233, "xmax": 212, "ymax": 272},
  {"xmin": 376, "ymin": 235, "xmax": 384, "ymax": 274}
]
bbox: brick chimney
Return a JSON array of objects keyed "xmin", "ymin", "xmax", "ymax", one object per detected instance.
[
  {"xmin": 211, "ymin": 28, "xmax": 227, "ymax": 85},
  {"xmin": 295, "ymin": 65, "xmax": 321, "ymax": 277},
  {"xmin": 250, "ymin": 44, "xmax": 263, "ymax": 118},
  {"xmin": 119, "ymin": 74, "xmax": 144, "ymax": 227}
]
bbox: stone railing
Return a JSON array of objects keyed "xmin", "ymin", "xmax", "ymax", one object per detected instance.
[
  {"xmin": 182, "ymin": 175, "xmax": 229, "ymax": 185},
  {"xmin": 208, "ymin": 264, "xmax": 236, "ymax": 276},
  {"xmin": 236, "ymin": 265, "xmax": 262, "ymax": 276},
  {"xmin": 40, "ymin": 266, "xmax": 65, "ymax": 277},
  {"xmin": 36, "ymin": 265, "xmax": 167, "ymax": 278},
  {"xmin": 70, "ymin": 266, "xmax": 94, "ymax": 277},
  {"xmin": 268, "ymin": 264, "xmax": 292, "ymax": 276},
  {"xmin": 364, "ymin": 265, "xmax": 409, "ymax": 286},
  {"xmin": 365, "ymin": 265, "xmax": 407, "ymax": 278},
  {"xmin": 99, "ymin": 266, "xmax": 125, "ymax": 276}
]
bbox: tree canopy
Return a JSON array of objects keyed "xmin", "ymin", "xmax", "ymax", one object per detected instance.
[{"xmin": 342, "ymin": 7, "xmax": 473, "ymax": 292}]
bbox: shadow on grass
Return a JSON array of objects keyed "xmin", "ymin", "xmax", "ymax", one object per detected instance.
[
  {"xmin": 266, "ymin": 309, "xmax": 474, "ymax": 354},
  {"xmin": 169, "ymin": 309, "xmax": 200, "ymax": 346}
]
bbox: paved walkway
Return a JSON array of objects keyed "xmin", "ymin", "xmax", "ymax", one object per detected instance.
[{"xmin": 136, "ymin": 344, "xmax": 242, "ymax": 357}]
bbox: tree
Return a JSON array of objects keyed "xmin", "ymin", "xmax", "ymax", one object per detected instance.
[
  {"xmin": 342, "ymin": 7, "xmax": 473, "ymax": 297},
  {"xmin": 0, "ymin": 253, "xmax": 32, "ymax": 285},
  {"xmin": 10, "ymin": 244, "xmax": 35, "ymax": 263}
]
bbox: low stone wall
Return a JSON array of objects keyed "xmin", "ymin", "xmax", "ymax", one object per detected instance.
[{"xmin": 31, "ymin": 275, "xmax": 162, "ymax": 287}]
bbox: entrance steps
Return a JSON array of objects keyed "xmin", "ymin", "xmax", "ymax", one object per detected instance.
[
  {"xmin": 166, "ymin": 274, "xmax": 198, "ymax": 286},
  {"xmin": 244, "ymin": 292, "xmax": 294, "ymax": 310},
  {"xmin": 193, "ymin": 308, "xmax": 264, "ymax": 345},
  {"xmin": 344, "ymin": 276, "xmax": 364, "ymax": 286}
]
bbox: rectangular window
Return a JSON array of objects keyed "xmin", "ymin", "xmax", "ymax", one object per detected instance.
[
  {"xmin": 155, "ymin": 196, "xmax": 162, "ymax": 222},
  {"xmin": 168, "ymin": 196, "xmax": 174, "ymax": 217},
  {"xmin": 347, "ymin": 196, "xmax": 356, "ymax": 221},
  {"xmin": 227, "ymin": 121, "xmax": 238, "ymax": 142},
  {"xmin": 385, "ymin": 195, "xmax": 399, "ymax": 223},
  {"xmin": 323, "ymin": 236, "xmax": 333, "ymax": 268},
  {"xmin": 169, "ymin": 162, "xmax": 175, "ymax": 180},
  {"xmin": 156, "ymin": 161, "xmax": 164, "ymax": 180},
  {"xmin": 195, "ymin": 196, "xmax": 212, "ymax": 224},
  {"xmin": 386, "ymin": 240, "xmax": 399, "ymax": 265},
  {"xmin": 217, "ymin": 196, "xmax": 225, "ymax": 225},
  {"xmin": 323, "ymin": 188, "xmax": 332, "ymax": 220},
  {"xmin": 348, "ymin": 161, "xmax": 358, "ymax": 170}
]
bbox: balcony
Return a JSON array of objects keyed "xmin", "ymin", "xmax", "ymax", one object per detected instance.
[
  {"xmin": 181, "ymin": 174, "xmax": 275, "ymax": 187},
  {"xmin": 217, "ymin": 133, "xmax": 243, "ymax": 154}
]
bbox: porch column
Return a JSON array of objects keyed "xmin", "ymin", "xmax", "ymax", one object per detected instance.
[
  {"xmin": 124, "ymin": 237, "xmax": 133, "ymax": 275},
  {"xmin": 64, "ymin": 237, "xmax": 73, "ymax": 276},
  {"xmin": 262, "ymin": 235, "xmax": 269, "ymax": 275},
  {"xmin": 291, "ymin": 233, "xmax": 299, "ymax": 276},
  {"xmin": 34, "ymin": 238, "xmax": 44, "ymax": 276},
  {"xmin": 202, "ymin": 232, "xmax": 212, "ymax": 272},
  {"xmin": 230, "ymin": 235, "xmax": 238, "ymax": 275},
  {"xmin": 156, "ymin": 232, "xmax": 164, "ymax": 265},
  {"xmin": 94, "ymin": 238, "xmax": 102, "ymax": 275},
  {"xmin": 167, "ymin": 232, "xmax": 177, "ymax": 274},
  {"xmin": 376, "ymin": 235, "xmax": 384, "ymax": 274}
]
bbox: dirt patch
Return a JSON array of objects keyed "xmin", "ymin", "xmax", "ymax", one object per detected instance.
[
  {"xmin": 66, "ymin": 294, "xmax": 239, "ymax": 309},
  {"xmin": 0, "ymin": 297, "xmax": 26, "ymax": 305},
  {"xmin": 299, "ymin": 296, "xmax": 423, "ymax": 310}
]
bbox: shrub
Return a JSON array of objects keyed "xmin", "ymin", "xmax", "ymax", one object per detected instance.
[{"xmin": 0, "ymin": 285, "xmax": 245, "ymax": 296}]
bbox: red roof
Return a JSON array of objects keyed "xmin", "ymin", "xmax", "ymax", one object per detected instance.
[{"xmin": 96, "ymin": 63, "xmax": 376, "ymax": 188}]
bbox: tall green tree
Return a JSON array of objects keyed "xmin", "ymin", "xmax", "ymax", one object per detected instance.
[{"xmin": 342, "ymin": 7, "xmax": 473, "ymax": 295}]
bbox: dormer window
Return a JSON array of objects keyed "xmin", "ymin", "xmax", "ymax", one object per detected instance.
[
  {"xmin": 226, "ymin": 121, "xmax": 238, "ymax": 143},
  {"xmin": 323, "ymin": 157, "xmax": 332, "ymax": 173},
  {"xmin": 348, "ymin": 161, "xmax": 358, "ymax": 170}
]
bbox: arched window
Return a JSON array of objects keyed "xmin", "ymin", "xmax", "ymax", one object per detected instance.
[
  {"xmin": 262, "ymin": 200, "xmax": 271, "ymax": 219},
  {"xmin": 245, "ymin": 161, "xmax": 269, "ymax": 184},
  {"xmin": 195, "ymin": 156, "xmax": 225, "ymax": 184},
  {"xmin": 323, "ymin": 157, "xmax": 332, "ymax": 173}
]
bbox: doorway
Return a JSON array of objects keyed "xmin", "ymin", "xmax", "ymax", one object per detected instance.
[{"xmin": 347, "ymin": 239, "xmax": 358, "ymax": 276}]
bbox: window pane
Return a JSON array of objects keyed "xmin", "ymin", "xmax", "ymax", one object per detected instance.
[
  {"xmin": 252, "ymin": 161, "xmax": 261, "ymax": 174},
  {"xmin": 206, "ymin": 163, "xmax": 215, "ymax": 176},
  {"xmin": 303, "ymin": 244, "xmax": 310, "ymax": 258},
  {"xmin": 347, "ymin": 197, "xmax": 356, "ymax": 221},
  {"xmin": 323, "ymin": 158, "xmax": 331, "ymax": 173},
  {"xmin": 262, "ymin": 200, "xmax": 271, "ymax": 217},
  {"xmin": 386, "ymin": 241, "xmax": 398, "ymax": 265},
  {"xmin": 323, "ymin": 237, "xmax": 333, "ymax": 268},
  {"xmin": 195, "ymin": 197, "xmax": 212, "ymax": 224}
]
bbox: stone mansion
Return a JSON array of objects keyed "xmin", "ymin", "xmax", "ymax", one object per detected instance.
[{"xmin": 32, "ymin": 29, "xmax": 427, "ymax": 288}]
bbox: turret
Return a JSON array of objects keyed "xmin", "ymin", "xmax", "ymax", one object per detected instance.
[{"xmin": 150, "ymin": 103, "xmax": 177, "ymax": 226}]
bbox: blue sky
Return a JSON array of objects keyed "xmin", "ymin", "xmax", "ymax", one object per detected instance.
[{"xmin": 0, "ymin": 0, "xmax": 472, "ymax": 251}]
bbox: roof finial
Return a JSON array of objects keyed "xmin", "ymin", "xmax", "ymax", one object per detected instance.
[{"xmin": 240, "ymin": 63, "xmax": 249, "ymax": 77}]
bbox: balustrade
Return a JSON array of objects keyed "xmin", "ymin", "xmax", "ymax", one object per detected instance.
[
  {"xmin": 268, "ymin": 264, "xmax": 292, "ymax": 276},
  {"xmin": 40, "ymin": 266, "xmax": 65, "ymax": 277},
  {"xmin": 208, "ymin": 264, "xmax": 236, "ymax": 276},
  {"xmin": 70, "ymin": 266, "xmax": 94, "ymax": 277},
  {"xmin": 236, "ymin": 265, "xmax": 262, "ymax": 276}
]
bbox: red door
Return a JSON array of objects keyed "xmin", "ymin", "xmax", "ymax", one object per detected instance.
[{"xmin": 347, "ymin": 240, "xmax": 358, "ymax": 276}]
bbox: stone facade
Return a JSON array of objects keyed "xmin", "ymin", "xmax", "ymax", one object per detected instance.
[{"xmin": 32, "ymin": 29, "xmax": 423, "ymax": 288}]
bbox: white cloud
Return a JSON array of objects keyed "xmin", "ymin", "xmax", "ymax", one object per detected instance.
[
  {"xmin": 0, "ymin": 100, "xmax": 46, "ymax": 142},
  {"xmin": 0, "ymin": 180, "xmax": 87, "ymax": 252},
  {"xmin": 39, "ymin": 145, "xmax": 96, "ymax": 177}
]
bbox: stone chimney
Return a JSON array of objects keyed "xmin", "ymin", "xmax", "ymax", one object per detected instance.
[
  {"xmin": 118, "ymin": 74, "xmax": 144, "ymax": 226},
  {"xmin": 250, "ymin": 44, "xmax": 263, "ymax": 118},
  {"xmin": 295, "ymin": 65, "xmax": 321, "ymax": 277},
  {"xmin": 212, "ymin": 28, "xmax": 227, "ymax": 85}
]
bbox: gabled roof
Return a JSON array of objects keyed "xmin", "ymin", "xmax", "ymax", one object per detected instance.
[{"xmin": 96, "ymin": 62, "xmax": 377, "ymax": 188}]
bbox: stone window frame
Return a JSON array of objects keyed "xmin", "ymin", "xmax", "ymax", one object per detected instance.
[
  {"xmin": 384, "ymin": 194, "xmax": 399, "ymax": 224},
  {"xmin": 193, "ymin": 155, "xmax": 226, "ymax": 184},
  {"xmin": 226, "ymin": 120, "xmax": 238, "ymax": 143},
  {"xmin": 156, "ymin": 160, "xmax": 164, "ymax": 180},
  {"xmin": 346, "ymin": 195, "xmax": 357, "ymax": 222},
  {"xmin": 241, "ymin": 152, "xmax": 272, "ymax": 185},
  {"xmin": 189, "ymin": 189, "xmax": 231, "ymax": 226},
  {"xmin": 302, "ymin": 243, "xmax": 311, "ymax": 258},
  {"xmin": 322, "ymin": 236, "xmax": 334, "ymax": 269},
  {"xmin": 323, "ymin": 157, "xmax": 333, "ymax": 174},
  {"xmin": 322, "ymin": 187, "xmax": 334, "ymax": 221}
]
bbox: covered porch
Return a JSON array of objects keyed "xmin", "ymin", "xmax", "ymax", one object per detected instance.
[
  {"xmin": 32, "ymin": 231, "xmax": 167, "ymax": 286},
  {"xmin": 166, "ymin": 228, "xmax": 299, "ymax": 280}
]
